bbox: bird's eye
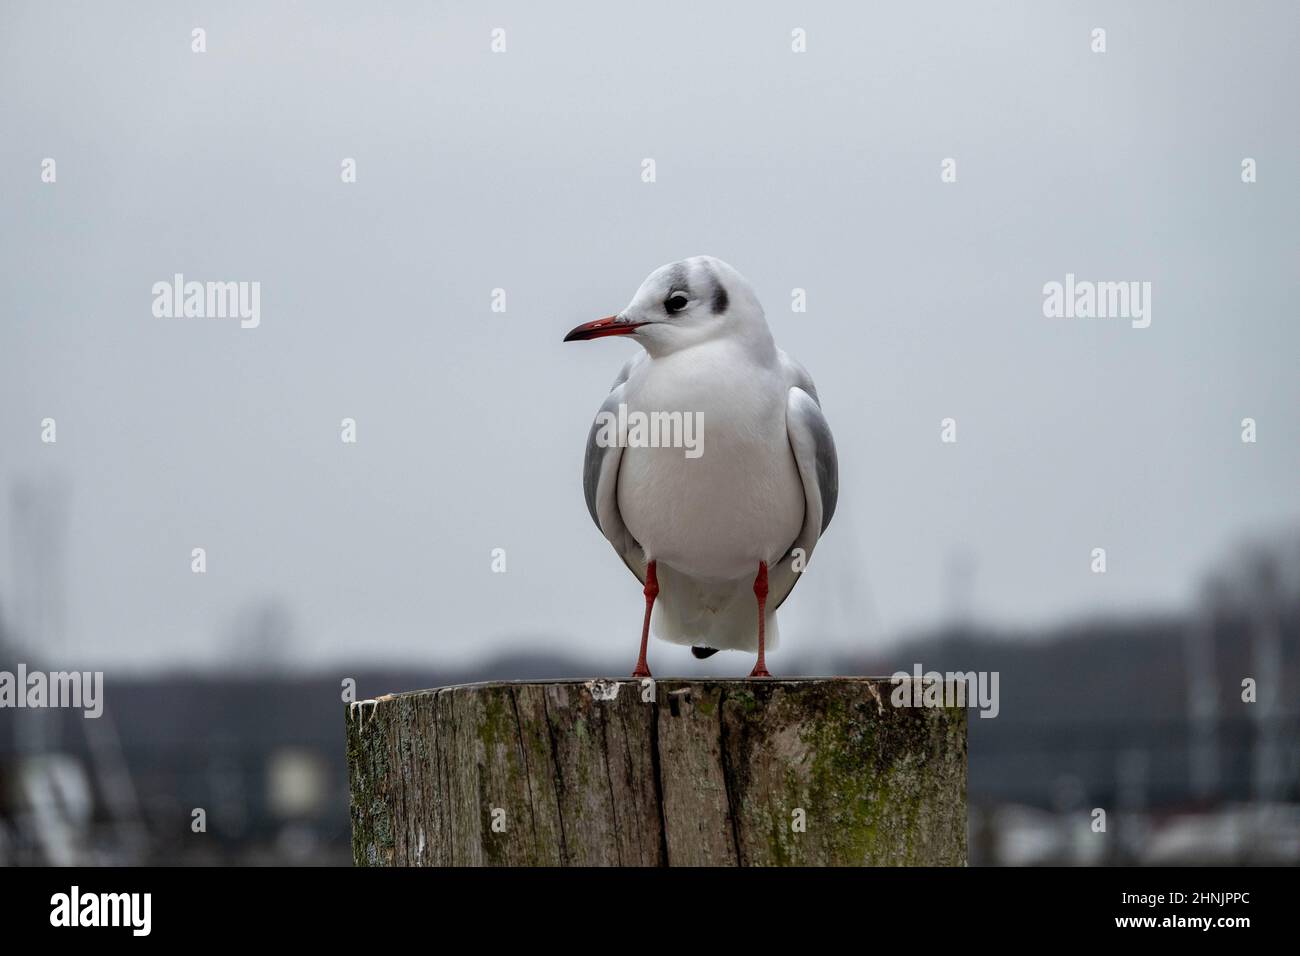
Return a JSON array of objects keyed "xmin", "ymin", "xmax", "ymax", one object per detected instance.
[{"xmin": 665, "ymin": 293, "xmax": 689, "ymax": 314}]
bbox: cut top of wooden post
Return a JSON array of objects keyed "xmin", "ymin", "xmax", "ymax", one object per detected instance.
[{"xmin": 347, "ymin": 678, "xmax": 967, "ymax": 867}]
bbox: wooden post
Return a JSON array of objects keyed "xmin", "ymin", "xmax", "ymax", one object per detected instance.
[{"xmin": 346, "ymin": 678, "xmax": 967, "ymax": 866}]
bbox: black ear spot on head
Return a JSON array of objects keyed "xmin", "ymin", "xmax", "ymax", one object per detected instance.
[{"xmin": 711, "ymin": 284, "xmax": 729, "ymax": 314}]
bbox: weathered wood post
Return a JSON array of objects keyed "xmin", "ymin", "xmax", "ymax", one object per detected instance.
[{"xmin": 346, "ymin": 678, "xmax": 966, "ymax": 866}]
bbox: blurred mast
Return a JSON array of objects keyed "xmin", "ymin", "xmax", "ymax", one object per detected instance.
[
  {"xmin": 944, "ymin": 549, "xmax": 976, "ymax": 635},
  {"xmin": 1186, "ymin": 577, "xmax": 1222, "ymax": 801},
  {"xmin": 10, "ymin": 477, "xmax": 71, "ymax": 754},
  {"xmin": 1246, "ymin": 550, "xmax": 1283, "ymax": 804}
]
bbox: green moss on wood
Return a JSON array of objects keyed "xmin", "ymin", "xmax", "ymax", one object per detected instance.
[{"xmin": 347, "ymin": 679, "xmax": 966, "ymax": 867}]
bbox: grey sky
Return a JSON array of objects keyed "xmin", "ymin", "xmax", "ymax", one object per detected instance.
[{"xmin": 1, "ymin": 1, "xmax": 1296, "ymax": 672}]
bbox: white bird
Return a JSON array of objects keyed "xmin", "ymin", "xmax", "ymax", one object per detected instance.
[{"xmin": 564, "ymin": 256, "xmax": 838, "ymax": 678}]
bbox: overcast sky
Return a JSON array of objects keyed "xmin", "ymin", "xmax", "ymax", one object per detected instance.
[{"xmin": 1, "ymin": 1, "xmax": 1296, "ymax": 673}]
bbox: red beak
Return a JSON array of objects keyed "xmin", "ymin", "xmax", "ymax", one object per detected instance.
[{"xmin": 563, "ymin": 315, "xmax": 645, "ymax": 342}]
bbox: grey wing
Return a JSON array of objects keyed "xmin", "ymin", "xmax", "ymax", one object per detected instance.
[
  {"xmin": 770, "ymin": 385, "xmax": 839, "ymax": 610},
  {"xmin": 582, "ymin": 354, "xmax": 648, "ymax": 584}
]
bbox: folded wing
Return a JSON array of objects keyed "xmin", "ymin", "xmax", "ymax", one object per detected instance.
[
  {"xmin": 770, "ymin": 383, "xmax": 838, "ymax": 610},
  {"xmin": 582, "ymin": 354, "xmax": 648, "ymax": 584}
]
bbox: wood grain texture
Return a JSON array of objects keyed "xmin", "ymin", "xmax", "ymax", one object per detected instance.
[{"xmin": 347, "ymin": 678, "xmax": 967, "ymax": 866}]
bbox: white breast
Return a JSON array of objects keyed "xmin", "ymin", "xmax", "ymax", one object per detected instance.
[{"xmin": 615, "ymin": 343, "xmax": 805, "ymax": 581}]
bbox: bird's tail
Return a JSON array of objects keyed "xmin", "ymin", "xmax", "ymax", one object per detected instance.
[{"xmin": 651, "ymin": 563, "xmax": 778, "ymax": 654}]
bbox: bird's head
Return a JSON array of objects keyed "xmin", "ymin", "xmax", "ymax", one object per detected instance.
[{"xmin": 564, "ymin": 256, "xmax": 770, "ymax": 358}]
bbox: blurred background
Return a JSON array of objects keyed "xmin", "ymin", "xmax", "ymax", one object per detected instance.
[{"xmin": 1, "ymin": 1, "xmax": 1297, "ymax": 864}]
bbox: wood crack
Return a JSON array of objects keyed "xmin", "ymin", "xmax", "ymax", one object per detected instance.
[
  {"xmin": 508, "ymin": 687, "xmax": 542, "ymax": 856},
  {"xmin": 597, "ymin": 703, "xmax": 624, "ymax": 866},
  {"xmin": 539, "ymin": 689, "xmax": 570, "ymax": 865},
  {"xmin": 716, "ymin": 687, "xmax": 744, "ymax": 866},
  {"xmin": 647, "ymin": 685, "xmax": 670, "ymax": 867}
]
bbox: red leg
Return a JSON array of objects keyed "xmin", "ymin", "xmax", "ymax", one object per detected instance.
[
  {"xmin": 748, "ymin": 561, "xmax": 772, "ymax": 678},
  {"xmin": 632, "ymin": 560, "xmax": 658, "ymax": 678}
]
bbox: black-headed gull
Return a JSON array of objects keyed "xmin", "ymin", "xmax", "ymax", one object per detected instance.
[{"xmin": 564, "ymin": 256, "xmax": 838, "ymax": 678}]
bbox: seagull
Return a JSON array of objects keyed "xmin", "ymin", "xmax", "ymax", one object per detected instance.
[{"xmin": 564, "ymin": 256, "xmax": 838, "ymax": 678}]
